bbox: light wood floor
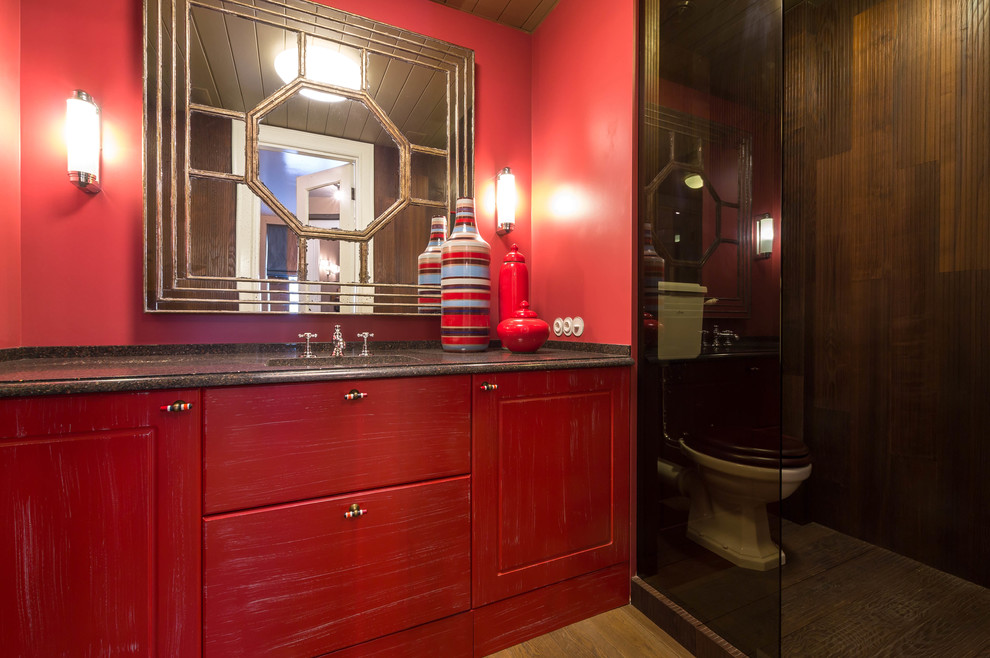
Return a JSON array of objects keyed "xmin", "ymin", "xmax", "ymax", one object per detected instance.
[{"xmin": 489, "ymin": 605, "xmax": 694, "ymax": 657}]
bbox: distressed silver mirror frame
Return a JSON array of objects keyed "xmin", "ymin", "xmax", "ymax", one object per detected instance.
[{"xmin": 144, "ymin": 0, "xmax": 474, "ymax": 314}]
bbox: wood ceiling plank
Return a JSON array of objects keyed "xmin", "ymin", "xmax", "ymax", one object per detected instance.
[
  {"xmin": 471, "ymin": 0, "xmax": 513, "ymax": 22},
  {"xmin": 520, "ymin": 0, "xmax": 559, "ymax": 32},
  {"xmin": 497, "ymin": 0, "xmax": 547, "ymax": 31}
]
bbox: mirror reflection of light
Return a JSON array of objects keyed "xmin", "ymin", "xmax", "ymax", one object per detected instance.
[
  {"xmin": 682, "ymin": 173, "xmax": 704, "ymax": 189},
  {"xmin": 274, "ymin": 46, "xmax": 361, "ymax": 103},
  {"xmin": 319, "ymin": 257, "xmax": 341, "ymax": 279}
]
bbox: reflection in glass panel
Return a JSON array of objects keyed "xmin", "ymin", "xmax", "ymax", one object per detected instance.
[
  {"xmin": 702, "ymin": 242, "xmax": 739, "ymax": 302},
  {"xmin": 189, "ymin": 5, "xmax": 290, "ymax": 112},
  {"xmin": 188, "ymin": 177, "xmax": 238, "ymax": 278},
  {"xmin": 411, "ymin": 151, "xmax": 448, "ymax": 202},
  {"xmin": 190, "ymin": 112, "xmax": 234, "ymax": 174},
  {"xmin": 637, "ymin": 2, "xmax": 781, "ymax": 658},
  {"xmin": 366, "ymin": 52, "xmax": 449, "ymax": 150}
]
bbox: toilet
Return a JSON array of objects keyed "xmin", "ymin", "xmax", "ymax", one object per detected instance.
[{"xmin": 658, "ymin": 428, "xmax": 811, "ymax": 571}]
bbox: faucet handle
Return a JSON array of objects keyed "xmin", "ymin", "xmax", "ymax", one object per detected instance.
[
  {"xmin": 357, "ymin": 331, "xmax": 374, "ymax": 357},
  {"xmin": 298, "ymin": 332, "xmax": 318, "ymax": 358}
]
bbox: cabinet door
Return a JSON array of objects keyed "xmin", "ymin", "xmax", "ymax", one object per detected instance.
[
  {"xmin": 472, "ymin": 368, "xmax": 630, "ymax": 606},
  {"xmin": 0, "ymin": 390, "xmax": 201, "ymax": 657}
]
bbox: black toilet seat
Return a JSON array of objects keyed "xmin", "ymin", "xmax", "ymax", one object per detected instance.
[{"xmin": 682, "ymin": 428, "xmax": 811, "ymax": 469}]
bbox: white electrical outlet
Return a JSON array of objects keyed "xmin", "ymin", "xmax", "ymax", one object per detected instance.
[
  {"xmin": 572, "ymin": 317, "xmax": 585, "ymax": 337},
  {"xmin": 553, "ymin": 318, "xmax": 564, "ymax": 336},
  {"xmin": 562, "ymin": 317, "xmax": 573, "ymax": 336}
]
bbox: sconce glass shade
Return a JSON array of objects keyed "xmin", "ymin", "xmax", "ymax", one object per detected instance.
[
  {"xmin": 274, "ymin": 45, "xmax": 361, "ymax": 103},
  {"xmin": 756, "ymin": 213, "xmax": 774, "ymax": 257},
  {"xmin": 66, "ymin": 90, "xmax": 101, "ymax": 193},
  {"xmin": 496, "ymin": 167, "xmax": 516, "ymax": 235}
]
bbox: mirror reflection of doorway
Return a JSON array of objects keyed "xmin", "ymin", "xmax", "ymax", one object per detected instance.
[{"xmin": 231, "ymin": 121, "xmax": 375, "ymax": 313}]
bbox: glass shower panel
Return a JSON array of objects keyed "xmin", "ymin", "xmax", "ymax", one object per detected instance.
[{"xmin": 635, "ymin": 1, "xmax": 783, "ymax": 656}]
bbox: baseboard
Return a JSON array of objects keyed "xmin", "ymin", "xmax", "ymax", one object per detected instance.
[
  {"xmin": 473, "ymin": 563, "xmax": 630, "ymax": 657},
  {"xmin": 630, "ymin": 576, "xmax": 746, "ymax": 657}
]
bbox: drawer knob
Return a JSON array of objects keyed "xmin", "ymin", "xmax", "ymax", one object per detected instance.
[
  {"xmin": 345, "ymin": 503, "xmax": 367, "ymax": 519},
  {"xmin": 344, "ymin": 389, "xmax": 368, "ymax": 401},
  {"xmin": 161, "ymin": 400, "xmax": 193, "ymax": 413},
  {"xmin": 479, "ymin": 382, "xmax": 498, "ymax": 392}
]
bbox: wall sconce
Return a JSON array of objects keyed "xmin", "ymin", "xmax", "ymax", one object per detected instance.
[
  {"xmin": 496, "ymin": 167, "xmax": 516, "ymax": 235},
  {"xmin": 755, "ymin": 213, "xmax": 774, "ymax": 258},
  {"xmin": 66, "ymin": 90, "xmax": 101, "ymax": 193}
]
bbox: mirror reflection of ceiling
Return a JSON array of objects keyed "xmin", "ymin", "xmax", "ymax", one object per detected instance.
[
  {"xmin": 427, "ymin": 0, "xmax": 560, "ymax": 33},
  {"xmin": 189, "ymin": 6, "xmax": 449, "ymax": 149}
]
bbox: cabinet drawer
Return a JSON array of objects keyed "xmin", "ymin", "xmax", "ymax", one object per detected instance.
[
  {"xmin": 204, "ymin": 476, "xmax": 471, "ymax": 657},
  {"xmin": 204, "ymin": 375, "xmax": 470, "ymax": 513}
]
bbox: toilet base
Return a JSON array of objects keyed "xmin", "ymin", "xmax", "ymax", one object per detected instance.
[{"xmin": 685, "ymin": 496, "xmax": 783, "ymax": 571}]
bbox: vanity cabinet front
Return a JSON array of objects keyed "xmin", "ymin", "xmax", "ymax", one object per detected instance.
[
  {"xmin": 0, "ymin": 389, "xmax": 201, "ymax": 657},
  {"xmin": 201, "ymin": 375, "xmax": 472, "ymax": 656},
  {"xmin": 204, "ymin": 375, "xmax": 472, "ymax": 513},
  {"xmin": 0, "ymin": 363, "xmax": 632, "ymax": 656},
  {"xmin": 203, "ymin": 476, "xmax": 471, "ymax": 656},
  {"xmin": 471, "ymin": 367, "xmax": 631, "ymax": 608}
]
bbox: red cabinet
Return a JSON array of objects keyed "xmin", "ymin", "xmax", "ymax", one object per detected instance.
[
  {"xmin": 472, "ymin": 368, "xmax": 630, "ymax": 608},
  {"xmin": 202, "ymin": 377, "xmax": 473, "ymax": 656},
  {"xmin": 0, "ymin": 364, "xmax": 631, "ymax": 657},
  {"xmin": 204, "ymin": 375, "xmax": 471, "ymax": 513},
  {"xmin": 0, "ymin": 390, "xmax": 201, "ymax": 657},
  {"xmin": 204, "ymin": 477, "xmax": 471, "ymax": 657}
]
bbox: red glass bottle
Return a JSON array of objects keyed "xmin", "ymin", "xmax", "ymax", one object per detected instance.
[{"xmin": 498, "ymin": 244, "xmax": 530, "ymax": 322}]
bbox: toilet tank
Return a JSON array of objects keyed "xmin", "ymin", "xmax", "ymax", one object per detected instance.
[{"xmin": 657, "ymin": 282, "xmax": 707, "ymax": 360}]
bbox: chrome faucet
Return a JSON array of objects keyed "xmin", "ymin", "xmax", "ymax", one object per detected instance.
[
  {"xmin": 298, "ymin": 332, "xmax": 317, "ymax": 358},
  {"xmin": 331, "ymin": 325, "xmax": 346, "ymax": 357},
  {"xmin": 357, "ymin": 331, "xmax": 374, "ymax": 357},
  {"xmin": 711, "ymin": 324, "xmax": 739, "ymax": 349}
]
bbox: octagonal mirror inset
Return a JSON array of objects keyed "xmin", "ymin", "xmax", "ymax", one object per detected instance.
[{"xmin": 249, "ymin": 86, "xmax": 405, "ymax": 242}]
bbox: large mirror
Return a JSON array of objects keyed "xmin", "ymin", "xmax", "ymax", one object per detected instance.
[
  {"xmin": 642, "ymin": 105, "xmax": 752, "ymax": 316},
  {"xmin": 145, "ymin": 0, "xmax": 474, "ymax": 314}
]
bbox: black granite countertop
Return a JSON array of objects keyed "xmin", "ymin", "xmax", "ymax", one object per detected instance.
[
  {"xmin": 0, "ymin": 341, "xmax": 633, "ymax": 398},
  {"xmin": 645, "ymin": 338, "xmax": 779, "ymax": 365}
]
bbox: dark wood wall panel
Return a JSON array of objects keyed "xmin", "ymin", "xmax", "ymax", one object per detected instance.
[{"xmin": 782, "ymin": 0, "xmax": 990, "ymax": 586}]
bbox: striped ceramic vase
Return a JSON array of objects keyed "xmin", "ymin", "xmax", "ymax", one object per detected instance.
[
  {"xmin": 440, "ymin": 198, "xmax": 491, "ymax": 351},
  {"xmin": 417, "ymin": 215, "xmax": 447, "ymax": 314}
]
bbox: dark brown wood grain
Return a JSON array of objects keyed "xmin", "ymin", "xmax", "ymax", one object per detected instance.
[{"xmin": 782, "ymin": 0, "xmax": 990, "ymax": 587}]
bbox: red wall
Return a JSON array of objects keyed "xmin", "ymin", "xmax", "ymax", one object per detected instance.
[
  {"xmin": 530, "ymin": 0, "xmax": 637, "ymax": 347},
  {"xmin": 0, "ymin": 0, "xmax": 21, "ymax": 349},
  {"xmin": 15, "ymin": 0, "xmax": 533, "ymax": 347}
]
